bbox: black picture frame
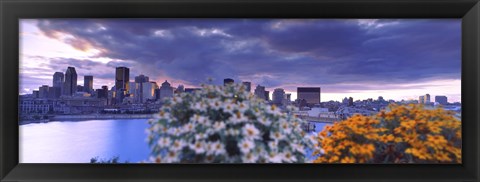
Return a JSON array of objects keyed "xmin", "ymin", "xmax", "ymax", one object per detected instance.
[{"xmin": 1, "ymin": 0, "xmax": 479, "ymax": 181}]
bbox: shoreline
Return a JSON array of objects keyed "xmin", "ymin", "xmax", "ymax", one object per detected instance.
[{"xmin": 20, "ymin": 114, "xmax": 154, "ymax": 125}]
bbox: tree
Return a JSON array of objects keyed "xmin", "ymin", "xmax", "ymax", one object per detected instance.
[{"xmin": 313, "ymin": 104, "xmax": 461, "ymax": 163}]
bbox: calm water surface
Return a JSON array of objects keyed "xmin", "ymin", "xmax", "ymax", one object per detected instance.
[{"xmin": 20, "ymin": 119, "xmax": 327, "ymax": 163}]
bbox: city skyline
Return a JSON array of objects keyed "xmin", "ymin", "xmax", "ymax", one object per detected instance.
[{"xmin": 20, "ymin": 19, "xmax": 461, "ymax": 102}]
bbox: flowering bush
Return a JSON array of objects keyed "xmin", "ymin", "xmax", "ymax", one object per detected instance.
[
  {"xmin": 313, "ymin": 104, "xmax": 461, "ymax": 163},
  {"xmin": 146, "ymin": 83, "xmax": 316, "ymax": 163}
]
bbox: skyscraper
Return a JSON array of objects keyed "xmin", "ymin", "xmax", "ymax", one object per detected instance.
[
  {"xmin": 84, "ymin": 75, "xmax": 93, "ymax": 93},
  {"xmin": 115, "ymin": 67, "xmax": 130, "ymax": 91},
  {"xmin": 264, "ymin": 91, "xmax": 270, "ymax": 101},
  {"xmin": 224, "ymin": 78, "xmax": 234, "ymax": 86},
  {"xmin": 419, "ymin": 96, "xmax": 425, "ymax": 104},
  {"xmin": 134, "ymin": 74, "xmax": 149, "ymax": 103},
  {"xmin": 272, "ymin": 88, "xmax": 285, "ymax": 105},
  {"xmin": 254, "ymin": 85, "xmax": 266, "ymax": 100},
  {"xmin": 53, "ymin": 72, "xmax": 64, "ymax": 88},
  {"xmin": 297, "ymin": 87, "xmax": 321, "ymax": 105},
  {"xmin": 425, "ymin": 94, "xmax": 431, "ymax": 104},
  {"xmin": 63, "ymin": 67, "xmax": 77, "ymax": 96},
  {"xmin": 115, "ymin": 67, "xmax": 130, "ymax": 104},
  {"xmin": 242, "ymin": 82, "xmax": 251, "ymax": 92}
]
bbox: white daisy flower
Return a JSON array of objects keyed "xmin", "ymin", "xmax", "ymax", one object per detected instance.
[
  {"xmin": 270, "ymin": 131, "xmax": 286, "ymax": 141},
  {"xmin": 208, "ymin": 99, "xmax": 222, "ymax": 110},
  {"xmin": 212, "ymin": 121, "xmax": 226, "ymax": 132},
  {"xmin": 282, "ymin": 151, "xmax": 297, "ymax": 163},
  {"xmin": 258, "ymin": 117, "xmax": 272, "ymax": 126},
  {"xmin": 189, "ymin": 141, "xmax": 206, "ymax": 154},
  {"xmin": 267, "ymin": 152, "xmax": 283, "ymax": 163},
  {"xmin": 242, "ymin": 152, "xmax": 259, "ymax": 163},
  {"xmin": 279, "ymin": 121, "xmax": 292, "ymax": 134},
  {"xmin": 238, "ymin": 139, "xmax": 255, "ymax": 154},
  {"xmin": 195, "ymin": 133, "xmax": 207, "ymax": 140},
  {"xmin": 268, "ymin": 141, "xmax": 278, "ymax": 152},
  {"xmin": 237, "ymin": 101, "xmax": 249, "ymax": 113},
  {"xmin": 266, "ymin": 104, "xmax": 282, "ymax": 115},
  {"xmin": 211, "ymin": 141, "xmax": 226, "ymax": 155},
  {"xmin": 243, "ymin": 123, "xmax": 261, "ymax": 140},
  {"xmin": 164, "ymin": 151, "xmax": 180, "ymax": 163},
  {"xmin": 222, "ymin": 103, "xmax": 235, "ymax": 114},
  {"xmin": 167, "ymin": 127, "xmax": 182, "ymax": 136},
  {"xmin": 230, "ymin": 111, "xmax": 248, "ymax": 124},
  {"xmin": 183, "ymin": 123, "xmax": 196, "ymax": 131},
  {"xmin": 171, "ymin": 96, "xmax": 183, "ymax": 105},
  {"xmin": 157, "ymin": 137, "xmax": 171, "ymax": 148},
  {"xmin": 193, "ymin": 102, "xmax": 207, "ymax": 112},
  {"xmin": 171, "ymin": 140, "xmax": 186, "ymax": 151}
]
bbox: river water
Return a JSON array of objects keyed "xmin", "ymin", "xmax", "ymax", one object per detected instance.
[{"xmin": 20, "ymin": 119, "xmax": 327, "ymax": 163}]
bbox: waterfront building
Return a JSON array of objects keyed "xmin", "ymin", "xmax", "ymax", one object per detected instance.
[
  {"xmin": 115, "ymin": 67, "xmax": 130, "ymax": 104},
  {"xmin": 48, "ymin": 87, "xmax": 61, "ymax": 99},
  {"xmin": 19, "ymin": 97, "xmax": 51, "ymax": 115},
  {"xmin": 84, "ymin": 76, "xmax": 93, "ymax": 93},
  {"xmin": 272, "ymin": 88, "xmax": 285, "ymax": 105},
  {"xmin": 242, "ymin": 82, "xmax": 251, "ymax": 92},
  {"xmin": 63, "ymin": 67, "xmax": 77, "ymax": 96},
  {"xmin": 224, "ymin": 78, "xmax": 234, "ymax": 86},
  {"xmin": 159, "ymin": 80, "xmax": 174, "ymax": 101},
  {"xmin": 53, "ymin": 72, "xmax": 64, "ymax": 94},
  {"xmin": 297, "ymin": 87, "xmax": 321, "ymax": 105},
  {"xmin": 96, "ymin": 86, "xmax": 108, "ymax": 99},
  {"xmin": 265, "ymin": 91, "xmax": 270, "ymax": 101},
  {"xmin": 435, "ymin": 96, "xmax": 448, "ymax": 105},
  {"xmin": 254, "ymin": 85, "xmax": 266, "ymax": 100},
  {"xmin": 32, "ymin": 90, "xmax": 39, "ymax": 98},
  {"xmin": 348, "ymin": 97, "xmax": 354, "ymax": 106},
  {"xmin": 286, "ymin": 93, "xmax": 291, "ymax": 102},
  {"xmin": 39, "ymin": 85, "xmax": 49, "ymax": 98}
]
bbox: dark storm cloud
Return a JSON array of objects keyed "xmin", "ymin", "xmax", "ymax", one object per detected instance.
[{"xmin": 34, "ymin": 19, "xmax": 461, "ymax": 91}]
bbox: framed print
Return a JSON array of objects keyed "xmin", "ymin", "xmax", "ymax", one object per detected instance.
[{"xmin": 1, "ymin": 0, "xmax": 479, "ymax": 181}]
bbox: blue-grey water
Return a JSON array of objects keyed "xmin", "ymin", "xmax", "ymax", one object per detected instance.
[{"xmin": 20, "ymin": 119, "xmax": 327, "ymax": 163}]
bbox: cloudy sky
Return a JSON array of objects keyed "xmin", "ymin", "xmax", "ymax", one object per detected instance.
[{"xmin": 19, "ymin": 19, "xmax": 461, "ymax": 102}]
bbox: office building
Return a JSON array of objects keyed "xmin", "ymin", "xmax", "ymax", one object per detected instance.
[
  {"xmin": 242, "ymin": 82, "xmax": 251, "ymax": 92},
  {"xmin": 39, "ymin": 85, "xmax": 49, "ymax": 98},
  {"xmin": 134, "ymin": 74, "xmax": 149, "ymax": 103},
  {"xmin": 272, "ymin": 88, "xmax": 285, "ymax": 105},
  {"xmin": 419, "ymin": 95, "xmax": 425, "ymax": 104},
  {"xmin": 297, "ymin": 87, "xmax": 321, "ymax": 105},
  {"xmin": 159, "ymin": 80, "xmax": 174, "ymax": 101},
  {"xmin": 84, "ymin": 76, "xmax": 93, "ymax": 93},
  {"xmin": 53, "ymin": 72, "xmax": 64, "ymax": 91},
  {"xmin": 63, "ymin": 67, "xmax": 77, "ymax": 96},
  {"xmin": 348, "ymin": 97, "xmax": 354, "ymax": 106},
  {"xmin": 142, "ymin": 82, "xmax": 158, "ymax": 102},
  {"xmin": 425, "ymin": 94, "xmax": 431, "ymax": 104},
  {"xmin": 265, "ymin": 91, "xmax": 270, "ymax": 101},
  {"xmin": 224, "ymin": 78, "xmax": 234, "ymax": 86},
  {"xmin": 254, "ymin": 85, "xmax": 266, "ymax": 100},
  {"xmin": 115, "ymin": 67, "xmax": 130, "ymax": 103},
  {"xmin": 435, "ymin": 96, "xmax": 448, "ymax": 105}
]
